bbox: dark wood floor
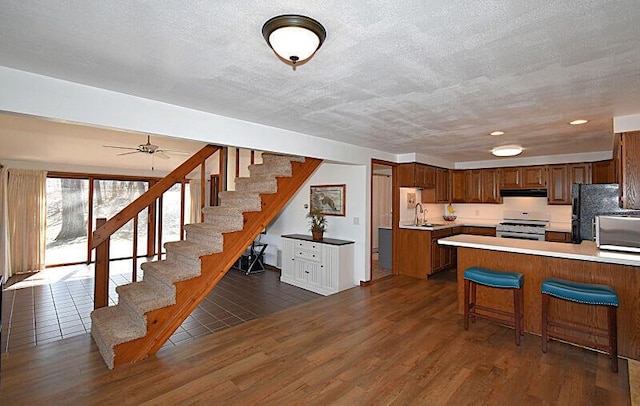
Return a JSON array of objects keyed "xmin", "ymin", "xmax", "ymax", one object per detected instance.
[{"xmin": 0, "ymin": 274, "xmax": 630, "ymax": 405}]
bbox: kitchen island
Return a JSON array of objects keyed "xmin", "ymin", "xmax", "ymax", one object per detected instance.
[{"xmin": 439, "ymin": 235, "xmax": 640, "ymax": 360}]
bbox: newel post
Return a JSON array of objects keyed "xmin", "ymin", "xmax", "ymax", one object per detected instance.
[{"xmin": 94, "ymin": 217, "xmax": 110, "ymax": 309}]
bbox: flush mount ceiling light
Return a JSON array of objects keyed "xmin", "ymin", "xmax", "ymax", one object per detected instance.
[
  {"xmin": 490, "ymin": 131, "xmax": 505, "ymax": 136},
  {"xmin": 570, "ymin": 119, "xmax": 589, "ymax": 125},
  {"xmin": 262, "ymin": 14, "xmax": 326, "ymax": 70},
  {"xmin": 491, "ymin": 145, "xmax": 523, "ymax": 157}
]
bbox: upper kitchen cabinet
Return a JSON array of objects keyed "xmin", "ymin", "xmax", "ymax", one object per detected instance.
[
  {"xmin": 521, "ymin": 165, "xmax": 548, "ymax": 188},
  {"xmin": 421, "ymin": 169, "xmax": 449, "ymax": 203},
  {"xmin": 398, "ymin": 163, "xmax": 436, "ymax": 189},
  {"xmin": 481, "ymin": 168, "xmax": 501, "ymax": 203},
  {"xmin": 592, "ymin": 160, "xmax": 615, "ymax": 184},
  {"xmin": 618, "ymin": 132, "xmax": 640, "ymax": 209},
  {"xmin": 435, "ymin": 168, "xmax": 449, "ymax": 203},
  {"xmin": 500, "ymin": 167, "xmax": 521, "ymax": 189},
  {"xmin": 501, "ymin": 166, "xmax": 547, "ymax": 189},
  {"xmin": 548, "ymin": 163, "xmax": 591, "ymax": 205},
  {"xmin": 450, "ymin": 170, "xmax": 467, "ymax": 203},
  {"xmin": 465, "ymin": 170, "xmax": 482, "ymax": 203}
]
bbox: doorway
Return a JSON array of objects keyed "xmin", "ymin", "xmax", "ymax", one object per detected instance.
[{"xmin": 371, "ymin": 161, "xmax": 396, "ymax": 280}]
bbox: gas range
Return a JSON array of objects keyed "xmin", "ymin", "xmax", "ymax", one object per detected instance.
[{"xmin": 496, "ymin": 210, "xmax": 549, "ymax": 241}]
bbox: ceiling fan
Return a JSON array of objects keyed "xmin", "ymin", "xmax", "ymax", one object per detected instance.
[{"xmin": 104, "ymin": 135, "xmax": 190, "ymax": 159}]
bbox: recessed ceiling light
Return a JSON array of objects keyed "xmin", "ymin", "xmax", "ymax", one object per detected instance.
[
  {"xmin": 490, "ymin": 131, "xmax": 505, "ymax": 136},
  {"xmin": 570, "ymin": 119, "xmax": 588, "ymax": 125},
  {"xmin": 491, "ymin": 145, "xmax": 523, "ymax": 157}
]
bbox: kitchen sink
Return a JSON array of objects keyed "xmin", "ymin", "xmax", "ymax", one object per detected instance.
[{"xmin": 420, "ymin": 223, "xmax": 445, "ymax": 227}]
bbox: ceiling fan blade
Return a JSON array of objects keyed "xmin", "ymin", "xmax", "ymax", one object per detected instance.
[
  {"xmin": 104, "ymin": 145, "xmax": 138, "ymax": 150},
  {"xmin": 117, "ymin": 151, "xmax": 142, "ymax": 156},
  {"xmin": 154, "ymin": 151, "xmax": 170, "ymax": 159},
  {"xmin": 159, "ymin": 149, "xmax": 191, "ymax": 156}
]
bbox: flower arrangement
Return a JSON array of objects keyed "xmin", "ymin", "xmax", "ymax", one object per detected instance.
[
  {"xmin": 443, "ymin": 203, "xmax": 457, "ymax": 221},
  {"xmin": 307, "ymin": 209, "xmax": 328, "ymax": 240}
]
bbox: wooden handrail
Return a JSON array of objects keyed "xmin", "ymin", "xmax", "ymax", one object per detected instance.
[{"xmin": 92, "ymin": 144, "xmax": 219, "ymax": 249}]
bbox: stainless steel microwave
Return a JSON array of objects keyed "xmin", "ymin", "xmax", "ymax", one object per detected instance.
[{"xmin": 595, "ymin": 215, "xmax": 640, "ymax": 253}]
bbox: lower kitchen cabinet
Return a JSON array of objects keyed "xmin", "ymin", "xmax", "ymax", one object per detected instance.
[
  {"xmin": 545, "ymin": 231, "xmax": 572, "ymax": 243},
  {"xmin": 281, "ymin": 234, "xmax": 354, "ymax": 296}
]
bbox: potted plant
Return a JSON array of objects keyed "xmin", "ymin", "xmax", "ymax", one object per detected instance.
[{"xmin": 307, "ymin": 209, "xmax": 328, "ymax": 241}]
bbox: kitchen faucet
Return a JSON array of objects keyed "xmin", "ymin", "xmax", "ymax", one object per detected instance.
[{"xmin": 415, "ymin": 203, "xmax": 424, "ymax": 226}]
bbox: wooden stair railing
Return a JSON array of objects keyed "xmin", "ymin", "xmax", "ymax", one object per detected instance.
[
  {"xmin": 110, "ymin": 157, "xmax": 322, "ymax": 367},
  {"xmin": 92, "ymin": 144, "xmax": 220, "ymax": 309}
]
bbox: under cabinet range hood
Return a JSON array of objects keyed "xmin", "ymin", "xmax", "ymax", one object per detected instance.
[{"xmin": 500, "ymin": 188, "xmax": 548, "ymax": 197}]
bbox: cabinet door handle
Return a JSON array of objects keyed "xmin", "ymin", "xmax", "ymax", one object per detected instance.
[{"xmin": 305, "ymin": 271, "xmax": 309, "ymax": 274}]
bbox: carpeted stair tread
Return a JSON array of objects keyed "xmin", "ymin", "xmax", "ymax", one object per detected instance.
[
  {"xmin": 234, "ymin": 177, "xmax": 278, "ymax": 194},
  {"xmin": 234, "ymin": 173, "xmax": 278, "ymax": 183},
  {"xmin": 91, "ymin": 304, "xmax": 147, "ymax": 369},
  {"xmin": 261, "ymin": 153, "xmax": 306, "ymax": 164},
  {"xmin": 116, "ymin": 280, "xmax": 176, "ymax": 315},
  {"xmin": 248, "ymin": 162, "xmax": 292, "ymax": 177},
  {"xmin": 142, "ymin": 260, "xmax": 201, "ymax": 285},
  {"xmin": 201, "ymin": 206, "xmax": 244, "ymax": 216},
  {"xmin": 185, "ymin": 222, "xmax": 239, "ymax": 235},
  {"xmin": 219, "ymin": 191, "xmax": 262, "ymax": 211},
  {"xmin": 164, "ymin": 240, "xmax": 223, "ymax": 258}
]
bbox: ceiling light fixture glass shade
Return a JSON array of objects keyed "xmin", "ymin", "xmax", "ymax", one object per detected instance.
[
  {"xmin": 490, "ymin": 131, "xmax": 505, "ymax": 136},
  {"xmin": 262, "ymin": 14, "xmax": 326, "ymax": 69},
  {"xmin": 570, "ymin": 119, "xmax": 588, "ymax": 125},
  {"xmin": 491, "ymin": 145, "xmax": 523, "ymax": 157}
]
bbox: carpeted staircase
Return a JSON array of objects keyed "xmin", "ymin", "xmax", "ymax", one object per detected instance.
[{"xmin": 90, "ymin": 153, "xmax": 320, "ymax": 369}]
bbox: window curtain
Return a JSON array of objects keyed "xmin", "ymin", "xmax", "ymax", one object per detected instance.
[
  {"xmin": 188, "ymin": 179, "xmax": 210, "ymax": 224},
  {"xmin": 0, "ymin": 166, "xmax": 10, "ymax": 283},
  {"xmin": 5, "ymin": 168, "xmax": 47, "ymax": 279},
  {"xmin": 372, "ymin": 174, "xmax": 392, "ymax": 252}
]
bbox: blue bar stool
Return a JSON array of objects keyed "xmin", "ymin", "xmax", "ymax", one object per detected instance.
[
  {"xmin": 463, "ymin": 267, "xmax": 525, "ymax": 345},
  {"xmin": 541, "ymin": 278, "xmax": 619, "ymax": 372}
]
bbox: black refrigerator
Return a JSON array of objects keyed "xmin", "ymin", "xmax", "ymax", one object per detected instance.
[{"xmin": 571, "ymin": 183, "xmax": 640, "ymax": 243}]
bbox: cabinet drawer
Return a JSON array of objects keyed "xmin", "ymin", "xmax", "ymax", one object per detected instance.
[
  {"xmin": 295, "ymin": 249, "xmax": 322, "ymax": 262},
  {"xmin": 294, "ymin": 240, "xmax": 322, "ymax": 253}
]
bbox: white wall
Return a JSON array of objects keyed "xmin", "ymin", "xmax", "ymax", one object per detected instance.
[
  {"xmin": 0, "ymin": 67, "xmax": 397, "ymax": 166},
  {"xmin": 261, "ymin": 163, "xmax": 370, "ymax": 285}
]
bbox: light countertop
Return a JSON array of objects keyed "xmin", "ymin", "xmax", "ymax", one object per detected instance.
[
  {"xmin": 399, "ymin": 220, "xmax": 572, "ymax": 233},
  {"xmin": 438, "ymin": 234, "xmax": 640, "ymax": 267},
  {"xmin": 399, "ymin": 219, "xmax": 497, "ymax": 231}
]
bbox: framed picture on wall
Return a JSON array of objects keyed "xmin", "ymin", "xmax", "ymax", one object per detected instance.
[{"xmin": 310, "ymin": 184, "xmax": 346, "ymax": 216}]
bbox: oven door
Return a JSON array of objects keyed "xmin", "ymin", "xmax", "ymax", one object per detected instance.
[{"xmin": 496, "ymin": 230, "xmax": 545, "ymax": 241}]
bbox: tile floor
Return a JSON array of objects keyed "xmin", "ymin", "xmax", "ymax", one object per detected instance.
[{"xmin": 1, "ymin": 259, "xmax": 322, "ymax": 353}]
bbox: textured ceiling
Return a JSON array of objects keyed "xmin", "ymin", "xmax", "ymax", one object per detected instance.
[
  {"xmin": 1, "ymin": 0, "xmax": 639, "ymax": 163},
  {"xmin": 0, "ymin": 113, "xmax": 205, "ymax": 172}
]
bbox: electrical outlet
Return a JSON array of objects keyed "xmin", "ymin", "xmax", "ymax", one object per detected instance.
[
  {"xmin": 353, "ymin": 217, "xmax": 360, "ymax": 225},
  {"xmin": 475, "ymin": 210, "xmax": 480, "ymax": 216}
]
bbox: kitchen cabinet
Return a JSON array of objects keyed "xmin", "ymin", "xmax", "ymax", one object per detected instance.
[
  {"xmin": 398, "ymin": 163, "xmax": 435, "ymax": 189},
  {"xmin": 592, "ymin": 160, "xmax": 615, "ymax": 184},
  {"xmin": 547, "ymin": 164, "xmax": 569, "ymax": 205},
  {"xmin": 450, "ymin": 170, "xmax": 466, "ymax": 203},
  {"xmin": 463, "ymin": 226, "xmax": 496, "ymax": 236},
  {"xmin": 618, "ymin": 131, "xmax": 640, "ymax": 209},
  {"xmin": 548, "ymin": 163, "xmax": 592, "ymax": 205},
  {"xmin": 500, "ymin": 166, "xmax": 547, "ymax": 189},
  {"xmin": 281, "ymin": 235, "xmax": 354, "ymax": 296},
  {"xmin": 500, "ymin": 167, "xmax": 521, "ymax": 189},
  {"xmin": 545, "ymin": 231, "xmax": 572, "ymax": 243},
  {"xmin": 465, "ymin": 170, "xmax": 482, "ymax": 203},
  {"xmin": 435, "ymin": 168, "xmax": 449, "ymax": 203},
  {"xmin": 521, "ymin": 165, "xmax": 548, "ymax": 188},
  {"xmin": 481, "ymin": 169, "xmax": 501, "ymax": 203},
  {"xmin": 397, "ymin": 228, "xmax": 432, "ymax": 278},
  {"xmin": 431, "ymin": 228, "xmax": 454, "ymax": 274}
]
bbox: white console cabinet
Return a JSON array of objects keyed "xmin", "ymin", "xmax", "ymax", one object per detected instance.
[{"xmin": 281, "ymin": 234, "xmax": 355, "ymax": 296}]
